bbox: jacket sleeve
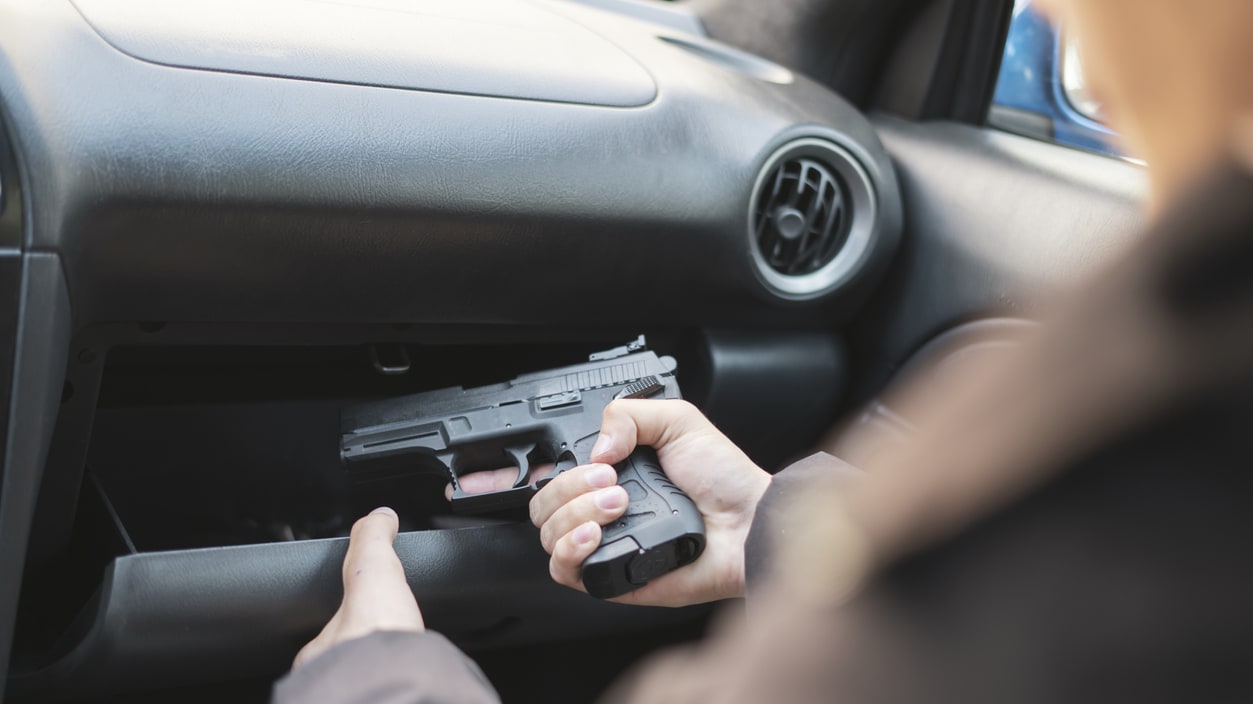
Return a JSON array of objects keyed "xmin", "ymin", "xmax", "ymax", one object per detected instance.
[
  {"xmin": 272, "ymin": 630, "xmax": 500, "ymax": 704},
  {"xmin": 743, "ymin": 452, "xmax": 862, "ymax": 599}
]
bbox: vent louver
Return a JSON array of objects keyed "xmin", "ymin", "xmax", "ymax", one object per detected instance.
[
  {"xmin": 747, "ymin": 138, "xmax": 878, "ymax": 300},
  {"xmin": 753, "ymin": 157, "xmax": 849, "ymax": 276}
]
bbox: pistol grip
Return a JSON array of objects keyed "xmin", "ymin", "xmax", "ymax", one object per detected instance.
[{"xmin": 580, "ymin": 447, "xmax": 706, "ymax": 599}]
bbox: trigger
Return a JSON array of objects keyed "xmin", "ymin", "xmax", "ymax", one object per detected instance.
[
  {"xmin": 505, "ymin": 444, "xmax": 535, "ymax": 489},
  {"xmin": 554, "ymin": 450, "xmax": 578, "ymax": 474},
  {"xmin": 537, "ymin": 451, "xmax": 579, "ymax": 490}
]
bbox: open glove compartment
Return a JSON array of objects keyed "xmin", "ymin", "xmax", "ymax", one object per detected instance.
[
  {"xmin": 9, "ymin": 329, "xmax": 847, "ymax": 700},
  {"xmin": 10, "ymin": 336, "xmax": 714, "ymax": 700}
]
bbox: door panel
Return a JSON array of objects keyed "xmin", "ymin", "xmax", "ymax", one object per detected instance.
[{"xmin": 850, "ymin": 115, "xmax": 1145, "ymax": 397}]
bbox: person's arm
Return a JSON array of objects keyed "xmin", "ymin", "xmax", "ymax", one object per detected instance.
[
  {"xmin": 528, "ymin": 399, "xmax": 861, "ymax": 607},
  {"xmin": 274, "ymin": 631, "xmax": 497, "ymax": 704},
  {"xmin": 527, "ymin": 400, "xmax": 772, "ymax": 606},
  {"xmin": 274, "ymin": 508, "xmax": 500, "ymax": 704},
  {"xmin": 741, "ymin": 451, "xmax": 861, "ymax": 598}
]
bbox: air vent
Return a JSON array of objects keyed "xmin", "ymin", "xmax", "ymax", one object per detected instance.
[
  {"xmin": 748, "ymin": 138, "xmax": 878, "ymax": 300},
  {"xmin": 754, "ymin": 157, "xmax": 849, "ymax": 275}
]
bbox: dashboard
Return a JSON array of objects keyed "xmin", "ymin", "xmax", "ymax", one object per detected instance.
[
  {"xmin": 11, "ymin": 0, "xmax": 899, "ymax": 326},
  {"xmin": 0, "ymin": 0, "xmax": 903, "ymax": 698}
]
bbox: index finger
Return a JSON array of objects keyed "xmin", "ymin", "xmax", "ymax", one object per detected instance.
[{"xmin": 443, "ymin": 463, "xmax": 555, "ymax": 502}]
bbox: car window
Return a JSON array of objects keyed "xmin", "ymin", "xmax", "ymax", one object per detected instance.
[{"xmin": 988, "ymin": 0, "xmax": 1124, "ymax": 158}]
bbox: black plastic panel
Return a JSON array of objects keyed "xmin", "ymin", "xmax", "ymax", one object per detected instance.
[
  {"xmin": 684, "ymin": 330, "xmax": 849, "ymax": 470},
  {"xmin": 29, "ymin": 330, "xmax": 679, "ymax": 566},
  {"xmin": 0, "ymin": 0, "xmax": 900, "ymax": 328},
  {"xmin": 0, "ymin": 122, "xmax": 21, "ymax": 519},
  {"xmin": 0, "ymin": 1, "xmax": 906, "ymax": 698},
  {"xmin": 0, "ymin": 254, "xmax": 72, "ymax": 695},
  {"xmin": 14, "ymin": 332, "xmax": 744, "ymax": 700},
  {"xmin": 851, "ymin": 116, "xmax": 1145, "ymax": 395},
  {"xmin": 0, "ymin": 117, "xmax": 18, "ymax": 249},
  {"xmin": 8, "ymin": 524, "xmax": 707, "ymax": 701},
  {"xmin": 0, "ymin": 255, "xmax": 19, "ymax": 533},
  {"xmin": 0, "ymin": 256, "xmax": 18, "ymax": 500}
]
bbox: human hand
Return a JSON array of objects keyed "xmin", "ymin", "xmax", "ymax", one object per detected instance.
[
  {"xmin": 531, "ymin": 400, "xmax": 771, "ymax": 607},
  {"xmin": 292, "ymin": 507, "xmax": 424, "ymax": 669}
]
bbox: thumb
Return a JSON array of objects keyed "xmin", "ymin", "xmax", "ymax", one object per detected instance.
[
  {"xmin": 590, "ymin": 399, "xmax": 716, "ymax": 464},
  {"xmin": 340, "ymin": 507, "xmax": 424, "ymax": 632},
  {"xmin": 343, "ymin": 507, "xmax": 404, "ymax": 596}
]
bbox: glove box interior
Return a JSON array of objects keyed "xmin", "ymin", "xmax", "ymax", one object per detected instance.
[
  {"xmin": 92, "ymin": 400, "xmax": 444, "ymax": 551},
  {"xmin": 86, "ymin": 339, "xmax": 642, "ymax": 551},
  {"xmin": 9, "ymin": 327, "xmax": 848, "ymax": 701},
  {"xmin": 11, "ymin": 333, "xmax": 719, "ymax": 700}
]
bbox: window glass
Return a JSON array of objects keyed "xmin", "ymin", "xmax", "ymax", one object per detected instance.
[
  {"xmin": 989, "ymin": 0, "xmax": 1123, "ymax": 157},
  {"xmin": 1059, "ymin": 31, "xmax": 1101, "ymax": 120}
]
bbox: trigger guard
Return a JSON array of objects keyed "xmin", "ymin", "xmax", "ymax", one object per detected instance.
[
  {"xmin": 536, "ymin": 451, "xmax": 579, "ymax": 490},
  {"xmin": 504, "ymin": 444, "xmax": 535, "ymax": 489},
  {"xmin": 535, "ymin": 470, "xmax": 559, "ymax": 491},
  {"xmin": 449, "ymin": 484, "xmax": 538, "ymax": 514}
]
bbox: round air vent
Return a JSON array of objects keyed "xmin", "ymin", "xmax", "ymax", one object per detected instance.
[{"xmin": 748, "ymin": 138, "xmax": 878, "ymax": 299}]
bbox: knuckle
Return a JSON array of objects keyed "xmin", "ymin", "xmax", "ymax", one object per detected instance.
[
  {"xmin": 539, "ymin": 522, "xmax": 556, "ymax": 554},
  {"xmin": 531, "ymin": 473, "xmax": 570, "ymax": 519},
  {"xmin": 552, "ymin": 530, "xmax": 572, "ymax": 559},
  {"xmin": 578, "ymin": 490, "xmax": 606, "ymax": 519},
  {"xmin": 549, "ymin": 555, "xmax": 569, "ymax": 586},
  {"xmin": 669, "ymin": 399, "xmax": 700, "ymax": 422},
  {"xmin": 528, "ymin": 495, "xmax": 544, "ymax": 527},
  {"xmin": 555, "ymin": 465, "xmax": 582, "ymax": 488},
  {"xmin": 602, "ymin": 399, "xmax": 628, "ymax": 421}
]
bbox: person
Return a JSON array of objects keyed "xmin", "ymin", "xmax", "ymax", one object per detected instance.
[{"xmin": 274, "ymin": 0, "xmax": 1253, "ymax": 701}]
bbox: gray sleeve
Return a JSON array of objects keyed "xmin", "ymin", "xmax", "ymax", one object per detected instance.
[
  {"xmin": 743, "ymin": 452, "xmax": 861, "ymax": 599},
  {"xmin": 272, "ymin": 630, "xmax": 500, "ymax": 704}
]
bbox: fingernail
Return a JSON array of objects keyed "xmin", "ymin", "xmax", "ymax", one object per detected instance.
[
  {"xmin": 590, "ymin": 433, "xmax": 613, "ymax": 458},
  {"xmin": 573, "ymin": 522, "xmax": 598, "ymax": 546},
  {"xmin": 595, "ymin": 486, "xmax": 626, "ymax": 510},
  {"xmin": 585, "ymin": 465, "xmax": 617, "ymax": 489},
  {"xmin": 370, "ymin": 507, "xmax": 398, "ymax": 519}
]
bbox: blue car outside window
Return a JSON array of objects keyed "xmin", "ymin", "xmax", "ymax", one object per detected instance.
[{"xmin": 990, "ymin": 0, "xmax": 1122, "ymax": 157}]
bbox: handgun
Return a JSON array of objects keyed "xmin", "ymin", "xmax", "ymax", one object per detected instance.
[{"xmin": 339, "ymin": 336, "xmax": 706, "ymax": 599}]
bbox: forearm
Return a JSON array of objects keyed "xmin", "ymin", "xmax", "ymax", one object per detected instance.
[
  {"xmin": 743, "ymin": 452, "xmax": 862, "ymax": 599},
  {"xmin": 274, "ymin": 630, "xmax": 500, "ymax": 704}
]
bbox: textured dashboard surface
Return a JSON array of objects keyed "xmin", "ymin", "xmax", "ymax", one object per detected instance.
[
  {"xmin": 0, "ymin": 0, "xmax": 899, "ymax": 328},
  {"xmin": 0, "ymin": 0, "xmax": 902, "ymax": 695},
  {"xmin": 9, "ymin": 524, "xmax": 705, "ymax": 698},
  {"xmin": 857, "ymin": 116, "xmax": 1144, "ymax": 378}
]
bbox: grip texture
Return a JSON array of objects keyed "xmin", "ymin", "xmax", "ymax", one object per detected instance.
[{"xmin": 581, "ymin": 447, "xmax": 706, "ymax": 599}]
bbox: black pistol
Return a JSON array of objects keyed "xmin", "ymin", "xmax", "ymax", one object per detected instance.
[{"xmin": 339, "ymin": 336, "xmax": 706, "ymax": 599}]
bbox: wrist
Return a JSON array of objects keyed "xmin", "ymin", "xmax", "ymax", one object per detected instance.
[{"xmin": 724, "ymin": 469, "xmax": 773, "ymax": 600}]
